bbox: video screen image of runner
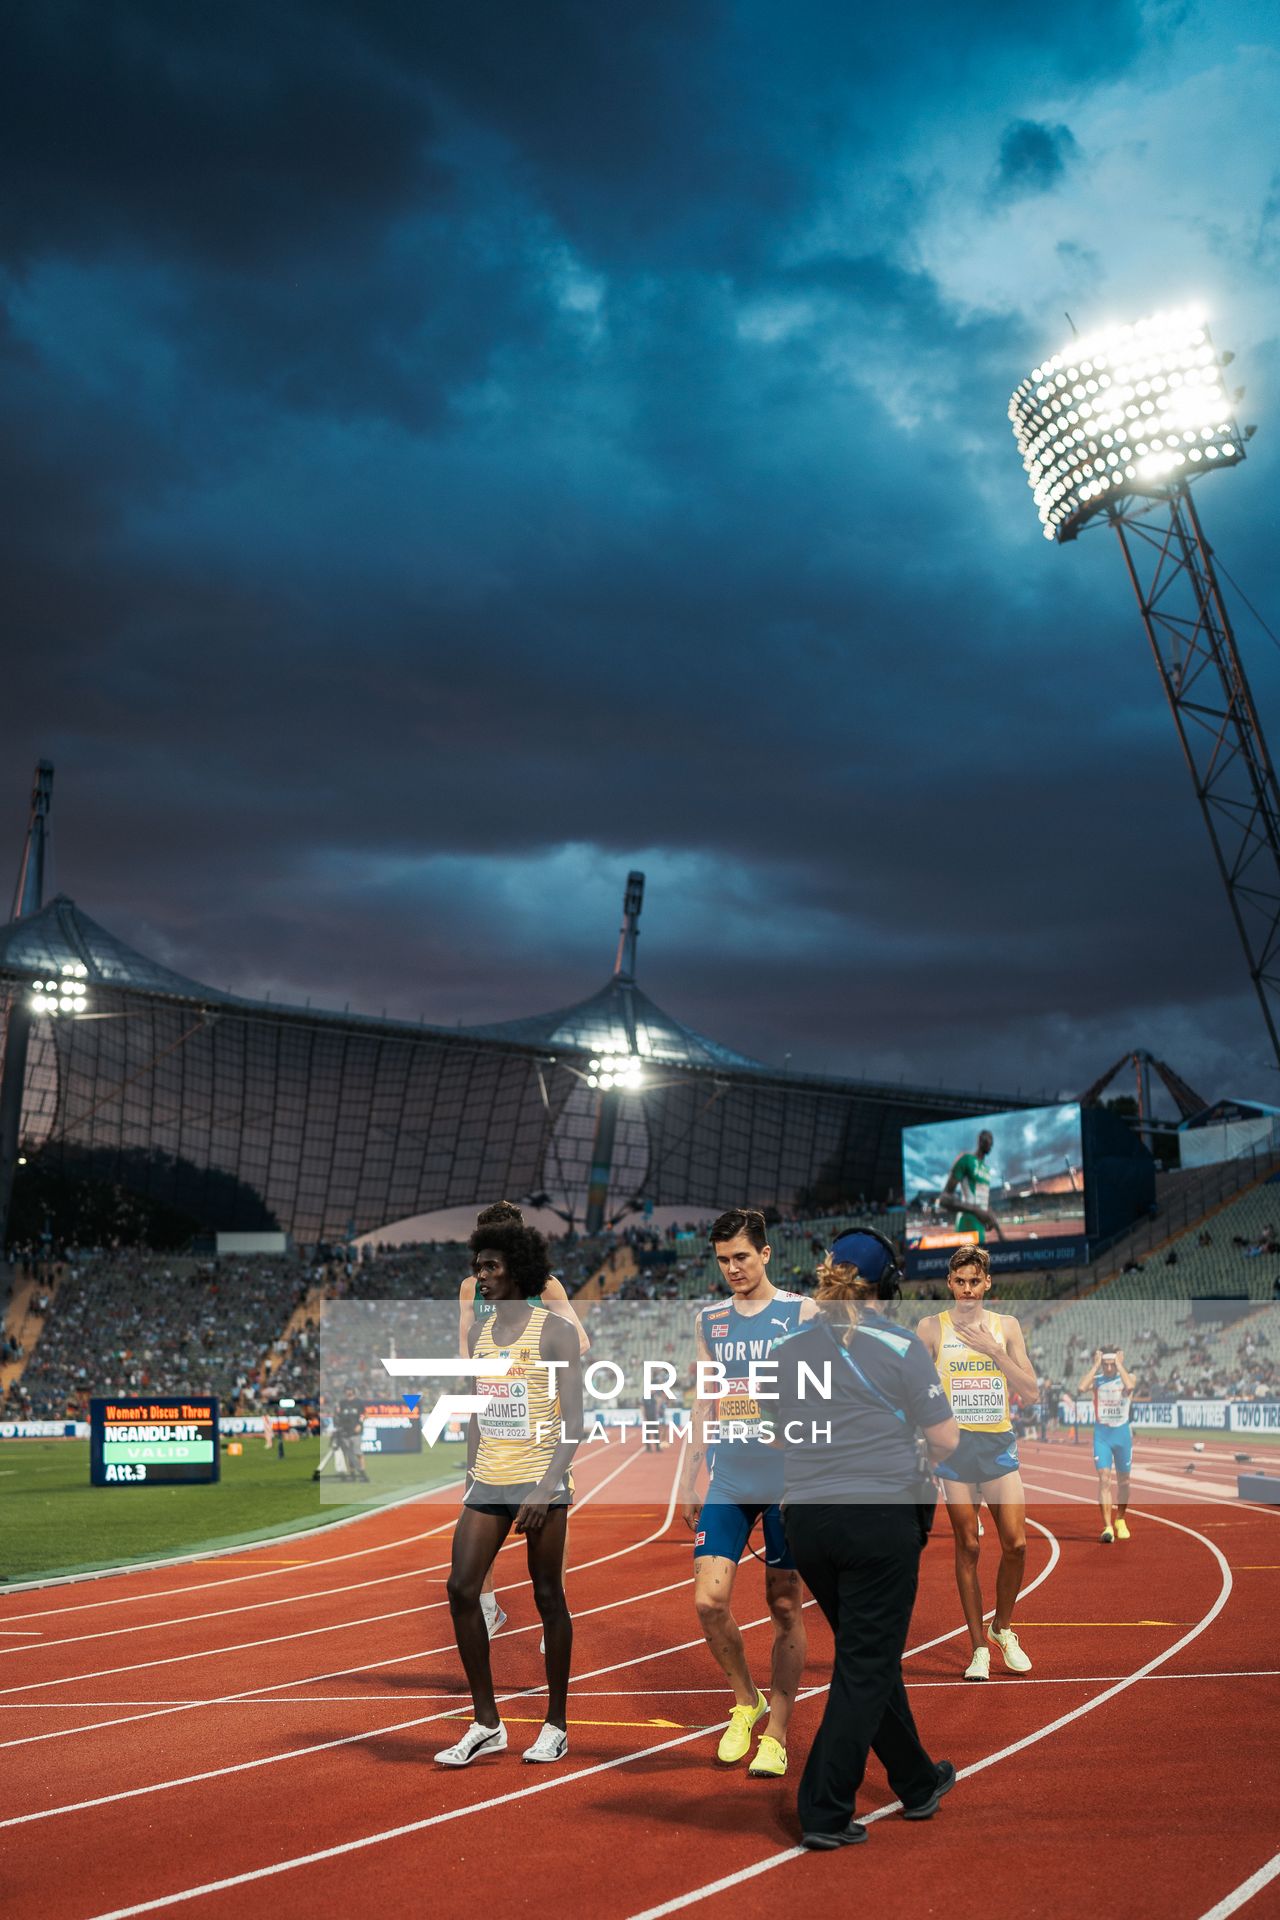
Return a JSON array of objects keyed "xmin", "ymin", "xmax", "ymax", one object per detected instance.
[{"xmin": 902, "ymin": 1102, "xmax": 1086, "ymax": 1272}]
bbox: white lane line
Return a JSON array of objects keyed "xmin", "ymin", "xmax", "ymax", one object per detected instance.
[
  {"xmin": 0, "ymin": 1451, "xmax": 685, "ymax": 1755},
  {"xmin": 0, "ymin": 1450, "xmax": 646, "ymax": 1698},
  {"xmin": 1196, "ymin": 1850, "xmax": 1280, "ymax": 1919},
  {"xmin": 0, "ymin": 1459, "xmax": 688, "ymax": 1809},
  {"xmin": 1022, "ymin": 1452, "xmax": 1280, "ymax": 1521},
  {"xmin": 623, "ymin": 1492, "xmax": 1232, "ymax": 1920},
  {"xmin": 2, "ymin": 1437, "xmax": 638, "ymax": 1623},
  {"xmin": 61, "ymin": 1517, "xmax": 1064, "ymax": 1918},
  {"xmin": 29, "ymin": 1512, "xmax": 1066, "ymax": 1904},
  {"xmin": 1, "ymin": 1448, "xmax": 640, "ymax": 1660},
  {"xmin": 4, "ymin": 1666, "xmax": 1272, "ymax": 1709}
]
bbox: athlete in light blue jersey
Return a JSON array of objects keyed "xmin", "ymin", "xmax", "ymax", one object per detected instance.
[
  {"xmin": 1079, "ymin": 1348, "xmax": 1137, "ymax": 1543},
  {"xmin": 678, "ymin": 1208, "xmax": 815, "ymax": 1780}
]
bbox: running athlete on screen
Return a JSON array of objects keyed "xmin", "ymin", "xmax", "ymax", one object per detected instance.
[
  {"xmin": 937, "ymin": 1129, "xmax": 1004, "ymax": 1244},
  {"xmin": 459, "ymin": 1200, "xmax": 590, "ymax": 1638},
  {"xmin": 1078, "ymin": 1347, "xmax": 1137, "ymax": 1543},
  {"xmin": 678, "ymin": 1208, "xmax": 815, "ymax": 1780},
  {"xmin": 436, "ymin": 1218, "xmax": 584, "ymax": 1769},
  {"xmin": 918, "ymin": 1246, "xmax": 1039, "ymax": 1680}
]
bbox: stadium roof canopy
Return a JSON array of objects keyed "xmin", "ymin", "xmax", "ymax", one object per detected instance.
[{"xmin": 0, "ymin": 891, "xmax": 1024, "ymax": 1242}]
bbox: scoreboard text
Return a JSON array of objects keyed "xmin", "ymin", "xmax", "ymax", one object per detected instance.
[{"xmin": 90, "ymin": 1397, "xmax": 221, "ymax": 1486}]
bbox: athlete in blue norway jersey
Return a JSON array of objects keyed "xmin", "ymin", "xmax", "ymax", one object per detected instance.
[{"xmin": 679, "ymin": 1209, "xmax": 816, "ymax": 1781}]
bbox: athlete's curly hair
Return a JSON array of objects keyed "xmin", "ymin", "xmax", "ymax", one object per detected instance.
[
  {"xmin": 475, "ymin": 1199, "xmax": 525, "ymax": 1229},
  {"xmin": 468, "ymin": 1218, "xmax": 552, "ymax": 1295}
]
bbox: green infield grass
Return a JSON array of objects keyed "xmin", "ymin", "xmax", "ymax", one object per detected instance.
[{"xmin": 1, "ymin": 1434, "xmax": 467, "ymax": 1583}]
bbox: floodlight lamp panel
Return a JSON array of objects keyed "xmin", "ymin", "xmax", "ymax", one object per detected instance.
[{"xmin": 1010, "ymin": 305, "xmax": 1247, "ymax": 542}]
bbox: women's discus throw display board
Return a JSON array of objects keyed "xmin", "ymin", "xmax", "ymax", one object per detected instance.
[{"xmin": 90, "ymin": 1396, "xmax": 220, "ymax": 1484}]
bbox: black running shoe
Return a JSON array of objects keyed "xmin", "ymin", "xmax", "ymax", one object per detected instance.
[
  {"xmin": 902, "ymin": 1760, "xmax": 958, "ymax": 1821},
  {"xmin": 801, "ymin": 1823, "xmax": 867, "ymax": 1850}
]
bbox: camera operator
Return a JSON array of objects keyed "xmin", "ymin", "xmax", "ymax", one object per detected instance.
[{"xmin": 771, "ymin": 1229, "xmax": 960, "ymax": 1850}]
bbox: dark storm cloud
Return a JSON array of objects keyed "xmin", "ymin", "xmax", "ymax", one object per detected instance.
[
  {"xmin": 1, "ymin": 0, "xmax": 1276, "ymax": 1116},
  {"xmin": 993, "ymin": 119, "xmax": 1080, "ymax": 200}
]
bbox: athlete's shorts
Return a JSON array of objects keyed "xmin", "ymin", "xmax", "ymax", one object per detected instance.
[
  {"xmin": 694, "ymin": 1496, "xmax": 796, "ymax": 1570},
  {"xmin": 936, "ymin": 1429, "xmax": 1020, "ymax": 1487},
  {"xmin": 1093, "ymin": 1425, "xmax": 1133, "ymax": 1473},
  {"xmin": 464, "ymin": 1472, "xmax": 573, "ymax": 1516}
]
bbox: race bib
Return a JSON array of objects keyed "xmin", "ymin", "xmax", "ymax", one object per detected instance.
[
  {"xmin": 477, "ymin": 1377, "xmax": 531, "ymax": 1439},
  {"xmin": 948, "ymin": 1371, "xmax": 1007, "ymax": 1426},
  {"xmin": 1095, "ymin": 1387, "xmax": 1130, "ymax": 1427},
  {"xmin": 719, "ymin": 1378, "xmax": 764, "ymax": 1437}
]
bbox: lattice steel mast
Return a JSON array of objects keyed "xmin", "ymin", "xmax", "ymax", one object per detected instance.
[
  {"xmin": 1009, "ymin": 308, "xmax": 1279, "ymax": 1069},
  {"xmin": 1107, "ymin": 485, "xmax": 1280, "ymax": 1065}
]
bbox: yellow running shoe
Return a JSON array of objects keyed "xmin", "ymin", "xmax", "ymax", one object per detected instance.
[
  {"xmin": 747, "ymin": 1734, "xmax": 787, "ymax": 1779},
  {"xmin": 717, "ymin": 1689, "xmax": 767, "ymax": 1764},
  {"xmin": 1114, "ymin": 1516, "xmax": 1130, "ymax": 1540}
]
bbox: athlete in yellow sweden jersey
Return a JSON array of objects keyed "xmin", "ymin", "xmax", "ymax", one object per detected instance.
[
  {"xmin": 918, "ymin": 1246, "xmax": 1038, "ymax": 1681},
  {"xmin": 437, "ymin": 1219, "xmax": 584, "ymax": 1769}
]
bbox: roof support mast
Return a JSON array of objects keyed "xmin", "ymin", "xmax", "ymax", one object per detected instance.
[
  {"xmin": 0, "ymin": 762, "xmax": 54, "ymax": 1254},
  {"xmin": 586, "ymin": 871, "xmax": 645, "ymax": 1232}
]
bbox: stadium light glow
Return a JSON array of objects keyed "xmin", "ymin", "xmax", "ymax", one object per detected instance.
[
  {"xmin": 585, "ymin": 1045, "xmax": 645, "ymax": 1093},
  {"xmin": 1008, "ymin": 305, "xmax": 1247, "ymax": 542},
  {"xmin": 30, "ymin": 961, "xmax": 90, "ymax": 1017}
]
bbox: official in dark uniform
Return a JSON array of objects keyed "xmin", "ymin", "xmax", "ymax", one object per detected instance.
[{"xmin": 772, "ymin": 1229, "xmax": 961, "ymax": 1849}]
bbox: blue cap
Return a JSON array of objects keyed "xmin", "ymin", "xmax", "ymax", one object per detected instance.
[{"xmin": 829, "ymin": 1230, "xmax": 894, "ymax": 1283}]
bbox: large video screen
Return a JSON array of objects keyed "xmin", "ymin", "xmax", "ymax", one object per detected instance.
[{"xmin": 902, "ymin": 1102, "xmax": 1087, "ymax": 1277}]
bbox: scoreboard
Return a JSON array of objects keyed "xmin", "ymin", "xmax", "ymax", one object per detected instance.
[{"xmin": 90, "ymin": 1397, "xmax": 220, "ymax": 1486}]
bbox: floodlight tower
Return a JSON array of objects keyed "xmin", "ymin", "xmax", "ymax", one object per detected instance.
[
  {"xmin": 0, "ymin": 762, "xmax": 55, "ymax": 1253},
  {"xmin": 1009, "ymin": 307, "xmax": 1280, "ymax": 1068},
  {"xmin": 584, "ymin": 871, "xmax": 646, "ymax": 1233}
]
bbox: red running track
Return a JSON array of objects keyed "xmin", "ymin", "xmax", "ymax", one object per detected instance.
[{"xmin": 0, "ymin": 1438, "xmax": 1277, "ymax": 1920}]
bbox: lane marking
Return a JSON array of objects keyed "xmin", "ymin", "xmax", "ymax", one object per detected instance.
[
  {"xmin": 2, "ymin": 1667, "xmax": 1272, "ymax": 1709},
  {"xmin": 621, "ymin": 1491, "xmax": 1233, "ymax": 1920},
  {"xmin": 26, "ymin": 1517, "xmax": 1063, "ymax": 1908},
  {"xmin": 0, "ymin": 1454, "xmax": 685, "ymax": 1772},
  {"xmin": 0, "ymin": 1494, "xmax": 1051, "ymax": 1823},
  {"xmin": 0, "ymin": 1449, "xmax": 646, "ymax": 1689},
  {"xmin": 1, "ymin": 1451, "xmax": 642, "ymax": 1659},
  {"xmin": 1196, "ymin": 1849, "xmax": 1280, "ymax": 1919}
]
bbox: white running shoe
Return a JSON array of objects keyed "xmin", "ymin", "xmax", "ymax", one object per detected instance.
[
  {"xmin": 523, "ymin": 1723, "xmax": 568, "ymax": 1764},
  {"xmin": 480, "ymin": 1594, "xmax": 506, "ymax": 1638},
  {"xmin": 539, "ymin": 1635, "xmax": 545, "ymax": 1654},
  {"xmin": 988, "ymin": 1624, "xmax": 1032, "ymax": 1673},
  {"xmin": 964, "ymin": 1646, "xmax": 991, "ymax": 1681},
  {"xmin": 435, "ymin": 1721, "xmax": 507, "ymax": 1767}
]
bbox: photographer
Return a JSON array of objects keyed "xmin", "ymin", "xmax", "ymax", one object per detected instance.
[{"xmin": 771, "ymin": 1230, "xmax": 960, "ymax": 1850}]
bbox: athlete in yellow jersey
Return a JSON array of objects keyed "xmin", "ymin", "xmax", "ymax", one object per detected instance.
[
  {"xmin": 437, "ymin": 1219, "xmax": 584, "ymax": 1768},
  {"xmin": 918, "ymin": 1246, "xmax": 1039, "ymax": 1681},
  {"xmin": 458, "ymin": 1200, "xmax": 590, "ymax": 1638}
]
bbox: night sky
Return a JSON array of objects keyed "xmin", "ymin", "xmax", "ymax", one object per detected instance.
[{"xmin": 4, "ymin": 2, "xmax": 1278, "ymax": 1109}]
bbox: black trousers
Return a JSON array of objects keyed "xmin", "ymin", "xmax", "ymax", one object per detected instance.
[{"xmin": 784, "ymin": 1501, "xmax": 937, "ymax": 1835}]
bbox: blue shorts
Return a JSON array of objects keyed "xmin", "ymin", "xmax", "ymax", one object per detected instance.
[
  {"xmin": 1093, "ymin": 1425, "xmax": 1133, "ymax": 1472},
  {"xmin": 695, "ymin": 1496, "xmax": 796, "ymax": 1570},
  {"xmin": 936, "ymin": 1429, "xmax": 1020, "ymax": 1486}
]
